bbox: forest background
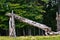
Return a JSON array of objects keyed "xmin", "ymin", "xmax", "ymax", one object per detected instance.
[{"xmin": 0, "ymin": 0, "xmax": 57, "ymax": 36}]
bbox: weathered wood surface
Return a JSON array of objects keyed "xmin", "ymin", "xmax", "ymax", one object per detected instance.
[
  {"xmin": 9, "ymin": 17, "xmax": 12, "ymax": 36},
  {"xmin": 9, "ymin": 10, "xmax": 16, "ymax": 37},
  {"xmin": 56, "ymin": 12, "xmax": 60, "ymax": 31},
  {"xmin": 6, "ymin": 13, "xmax": 51, "ymax": 32}
]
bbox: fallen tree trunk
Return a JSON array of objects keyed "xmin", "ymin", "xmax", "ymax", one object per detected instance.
[{"xmin": 6, "ymin": 13, "xmax": 51, "ymax": 35}]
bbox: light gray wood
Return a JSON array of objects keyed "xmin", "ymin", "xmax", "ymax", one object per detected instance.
[
  {"xmin": 6, "ymin": 13, "xmax": 51, "ymax": 35},
  {"xmin": 49, "ymin": 31, "xmax": 60, "ymax": 35},
  {"xmin": 56, "ymin": 12, "xmax": 60, "ymax": 31},
  {"xmin": 11, "ymin": 10, "xmax": 16, "ymax": 37},
  {"xmin": 56, "ymin": 0, "xmax": 60, "ymax": 31},
  {"xmin": 9, "ymin": 17, "xmax": 12, "ymax": 36},
  {"xmin": 9, "ymin": 10, "xmax": 16, "ymax": 37}
]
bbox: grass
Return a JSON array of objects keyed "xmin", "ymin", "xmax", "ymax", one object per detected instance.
[{"xmin": 0, "ymin": 35, "xmax": 60, "ymax": 40}]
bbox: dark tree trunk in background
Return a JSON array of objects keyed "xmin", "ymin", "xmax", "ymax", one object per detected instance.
[
  {"xmin": 23, "ymin": 28, "xmax": 25, "ymax": 36},
  {"xmin": 39, "ymin": 29, "xmax": 40, "ymax": 35},
  {"xmin": 34, "ymin": 28, "xmax": 35, "ymax": 36},
  {"xmin": 28, "ymin": 27, "xmax": 31, "ymax": 36}
]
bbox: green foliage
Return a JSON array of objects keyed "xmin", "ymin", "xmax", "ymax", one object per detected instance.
[
  {"xmin": 42, "ymin": 0, "xmax": 49, "ymax": 3},
  {"xmin": 0, "ymin": 0, "xmax": 57, "ymax": 35},
  {"xmin": 43, "ymin": 1, "xmax": 57, "ymax": 31},
  {"xmin": 0, "ymin": 0, "xmax": 45, "ymax": 30}
]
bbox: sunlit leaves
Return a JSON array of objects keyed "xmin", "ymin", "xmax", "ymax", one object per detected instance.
[{"xmin": 41, "ymin": 0, "xmax": 49, "ymax": 3}]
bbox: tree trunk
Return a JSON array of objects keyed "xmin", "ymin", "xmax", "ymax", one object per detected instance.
[
  {"xmin": 34, "ymin": 28, "xmax": 35, "ymax": 36},
  {"xmin": 6, "ymin": 13, "xmax": 51, "ymax": 32},
  {"xmin": 23, "ymin": 28, "xmax": 25, "ymax": 36},
  {"xmin": 9, "ymin": 10, "xmax": 16, "ymax": 37},
  {"xmin": 39, "ymin": 29, "xmax": 40, "ymax": 35},
  {"xmin": 56, "ymin": 0, "xmax": 60, "ymax": 31},
  {"xmin": 28, "ymin": 27, "xmax": 31, "ymax": 36},
  {"xmin": 6, "ymin": 13, "xmax": 51, "ymax": 36}
]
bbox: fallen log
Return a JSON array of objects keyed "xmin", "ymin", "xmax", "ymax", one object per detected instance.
[{"xmin": 6, "ymin": 13, "xmax": 51, "ymax": 35}]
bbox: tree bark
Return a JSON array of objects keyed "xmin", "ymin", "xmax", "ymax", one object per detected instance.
[
  {"xmin": 6, "ymin": 13, "xmax": 51, "ymax": 36},
  {"xmin": 6, "ymin": 13, "xmax": 51, "ymax": 32},
  {"xmin": 9, "ymin": 10, "xmax": 16, "ymax": 37}
]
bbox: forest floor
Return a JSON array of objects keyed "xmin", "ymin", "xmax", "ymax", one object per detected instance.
[{"xmin": 0, "ymin": 35, "xmax": 60, "ymax": 40}]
